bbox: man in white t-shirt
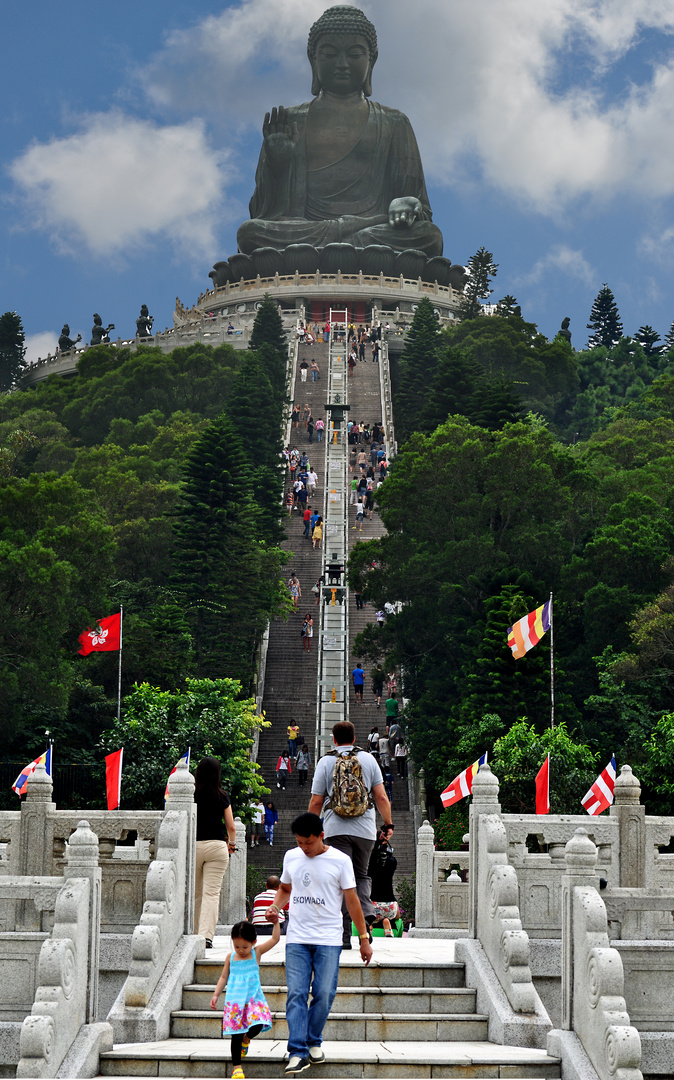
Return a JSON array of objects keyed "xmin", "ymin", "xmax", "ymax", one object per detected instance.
[
  {"xmin": 309, "ymin": 720, "xmax": 393, "ymax": 947},
  {"xmin": 267, "ymin": 812, "xmax": 372, "ymax": 1075}
]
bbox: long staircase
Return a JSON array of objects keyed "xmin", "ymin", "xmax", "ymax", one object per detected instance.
[{"xmin": 100, "ymin": 938, "xmax": 561, "ymax": 1077}]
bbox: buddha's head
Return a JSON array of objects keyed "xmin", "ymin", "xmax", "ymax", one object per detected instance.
[{"xmin": 308, "ymin": 6, "xmax": 378, "ymax": 97}]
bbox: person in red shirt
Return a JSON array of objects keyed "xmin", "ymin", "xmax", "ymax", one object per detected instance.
[{"xmin": 303, "ymin": 505, "xmax": 312, "ymax": 539}]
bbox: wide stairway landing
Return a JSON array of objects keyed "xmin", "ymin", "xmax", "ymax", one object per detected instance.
[{"xmin": 100, "ymin": 937, "xmax": 561, "ymax": 1078}]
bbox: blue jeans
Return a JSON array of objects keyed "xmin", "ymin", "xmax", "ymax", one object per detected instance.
[
  {"xmin": 311, "ymin": 370, "xmax": 318, "ymax": 382},
  {"xmin": 285, "ymin": 943, "xmax": 342, "ymax": 1056},
  {"xmin": 317, "ymin": 430, "xmax": 323, "ymax": 442}
]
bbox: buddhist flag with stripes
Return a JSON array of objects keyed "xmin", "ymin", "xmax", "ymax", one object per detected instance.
[
  {"xmin": 581, "ymin": 755, "xmax": 617, "ymax": 816},
  {"xmin": 12, "ymin": 748, "xmax": 52, "ymax": 797},
  {"xmin": 507, "ymin": 600, "xmax": 551, "ymax": 660},
  {"xmin": 165, "ymin": 749, "xmax": 190, "ymax": 800},
  {"xmin": 441, "ymin": 753, "xmax": 488, "ymax": 808}
]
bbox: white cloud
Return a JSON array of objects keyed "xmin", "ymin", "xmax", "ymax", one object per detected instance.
[
  {"xmin": 139, "ymin": 0, "xmax": 674, "ymax": 213},
  {"xmin": 9, "ymin": 112, "xmax": 233, "ymax": 259},
  {"xmin": 24, "ymin": 331, "xmax": 59, "ymax": 366},
  {"xmin": 639, "ymin": 224, "xmax": 674, "ymax": 263},
  {"xmin": 516, "ymin": 245, "xmax": 596, "ymax": 287}
]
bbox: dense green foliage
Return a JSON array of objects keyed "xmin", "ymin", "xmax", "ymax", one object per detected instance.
[
  {"xmin": 0, "ymin": 299, "xmax": 289, "ymax": 804},
  {"xmin": 350, "ymin": 298, "xmax": 674, "ymax": 814},
  {"xmin": 101, "ymin": 679, "xmax": 269, "ymax": 811}
]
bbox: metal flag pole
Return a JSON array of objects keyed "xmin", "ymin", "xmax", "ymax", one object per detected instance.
[
  {"xmin": 549, "ymin": 592, "xmax": 554, "ymax": 730},
  {"xmin": 117, "ymin": 605, "xmax": 123, "ymax": 722}
]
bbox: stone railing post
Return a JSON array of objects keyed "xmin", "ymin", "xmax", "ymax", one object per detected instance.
[
  {"xmin": 610, "ymin": 765, "xmax": 645, "ymax": 889},
  {"xmin": 166, "ymin": 757, "xmax": 196, "ymax": 934},
  {"xmin": 415, "ymin": 820, "xmax": 435, "ymax": 928},
  {"xmin": 561, "ymin": 827, "xmax": 598, "ymax": 1031},
  {"xmin": 559, "ymin": 827, "xmax": 642, "ymax": 1080},
  {"xmin": 20, "ymin": 763, "xmax": 55, "ymax": 877},
  {"xmin": 64, "ymin": 820, "xmax": 101, "ymax": 1023},
  {"xmin": 469, "ymin": 763, "xmax": 500, "ymax": 938}
]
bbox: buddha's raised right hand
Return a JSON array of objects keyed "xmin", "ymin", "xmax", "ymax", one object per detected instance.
[{"xmin": 263, "ymin": 106, "xmax": 300, "ymax": 174}]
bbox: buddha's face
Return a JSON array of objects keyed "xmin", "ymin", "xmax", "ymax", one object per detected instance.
[{"xmin": 314, "ymin": 33, "xmax": 371, "ymax": 96}]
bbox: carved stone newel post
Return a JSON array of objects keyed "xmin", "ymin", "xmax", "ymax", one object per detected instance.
[
  {"xmin": 469, "ymin": 764, "xmax": 500, "ymax": 937},
  {"xmin": 415, "ymin": 819, "xmax": 435, "ymax": 928},
  {"xmin": 611, "ymin": 765, "xmax": 645, "ymax": 889},
  {"xmin": 166, "ymin": 758, "xmax": 196, "ymax": 934},
  {"xmin": 561, "ymin": 827, "xmax": 597, "ymax": 1030}
]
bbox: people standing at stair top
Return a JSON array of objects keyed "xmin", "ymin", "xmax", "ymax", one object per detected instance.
[
  {"xmin": 308, "ymin": 721, "xmax": 393, "ymax": 951},
  {"xmin": 264, "ymin": 801, "xmax": 278, "ymax": 845},
  {"xmin": 277, "ymin": 752, "xmax": 291, "ymax": 789},
  {"xmin": 265, "ymin": 812, "xmax": 372, "ymax": 1075},
  {"xmin": 193, "ymin": 756, "xmax": 237, "ymax": 949},
  {"xmin": 352, "ymin": 661, "xmax": 365, "ymax": 703},
  {"xmin": 210, "ymin": 918, "xmax": 279, "ymax": 1080},
  {"xmin": 295, "ymin": 744, "xmax": 312, "ymax": 787},
  {"xmin": 288, "ymin": 572, "xmax": 301, "ymax": 608}
]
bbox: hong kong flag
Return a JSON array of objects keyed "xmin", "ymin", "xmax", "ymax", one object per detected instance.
[{"xmin": 78, "ymin": 613, "xmax": 121, "ymax": 655}]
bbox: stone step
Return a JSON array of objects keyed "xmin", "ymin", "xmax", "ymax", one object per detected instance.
[
  {"xmin": 192, "ymin": 959, "xmax": 466, "ymax": 989},
  {"xmin": 170, "ymin": 1011, "xmax": 490, "ymax": 1042},
  {"xmin": 100, "ymin": 1038, "xmax": 562, "ymax": 1078},
  {"xmin": 182, "ymin": 984, "xmax": 477, "ymax": 1015}
]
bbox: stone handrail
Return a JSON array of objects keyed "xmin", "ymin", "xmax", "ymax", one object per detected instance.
[
  {"xmin": 558, "ymin": 828, "xmax": 643, "ymax": 1080},
  {"xmin": 123, "ymin": 760, "xmax": 195, "ymax": 1008},
  {"xmin": 17, "ymin": 820, "xmax": 103, "ymax": 1079}
]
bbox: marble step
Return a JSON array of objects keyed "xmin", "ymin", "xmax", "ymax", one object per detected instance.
[
  {"xmin": 100, "ymin": 1038, "xmax": 562, "ymax": 1078},
  {"xmin": 170, "ymin": 1010, "xmax": 489, "ymax": 1042},
  {"xmin": 192, "ymin": 959, "xmax": 466, "ymax": 988},
  {"xmin": 182, "ymin": 984, "xmax": 477, "ymax": 1015}
]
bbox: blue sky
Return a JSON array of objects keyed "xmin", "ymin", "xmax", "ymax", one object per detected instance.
[{"xmin": 3, "ymin": 0, "xmax": 674, "ymax": 364}]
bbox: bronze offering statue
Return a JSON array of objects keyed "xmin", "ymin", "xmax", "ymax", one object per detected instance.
[
  {"xmin": 90, "ymin": 314, "xmax": 115, "ymax": 347},
  {"xmin": 136, "ymin": 304, "xmax": 154, "ymax": 338},
  {"xmin": 58, "ymin": 324, "xmax": 82, "ymax": 352},
  {"xmin": 211, "ymin": 5, "xmax": 464, "ymax": 287}
]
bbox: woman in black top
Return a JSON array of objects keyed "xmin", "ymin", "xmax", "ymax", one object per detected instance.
[{"xmin": 194, "ymin": 756, "xmax": 236, "ymax": 948}]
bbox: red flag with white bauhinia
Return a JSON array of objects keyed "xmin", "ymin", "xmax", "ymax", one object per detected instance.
[
  {"xmin": 105, "ymin": 748, "xmax": 123, "ymax": 810},
  {"xmin": 535, "ymin": 755, "xmax": 550, "ymax": 815},
  {"xmin": 78, "ymin": 613, "xmax": 121, "ymax": 655}
]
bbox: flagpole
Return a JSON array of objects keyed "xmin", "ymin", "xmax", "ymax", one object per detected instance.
[
  {"xmin": 117, "ymin": 606, "xmax": 123, "ymax": 723},
  {"xmin": 549, "ymin": 592, "xmax": 554, "ymax": 730}
]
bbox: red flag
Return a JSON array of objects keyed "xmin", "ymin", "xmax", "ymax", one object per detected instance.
[
  {"xmin": 78, "ymin": 613, "xmax": 121, "ymax": 656},
  {"xmin": 535, "ymin": 755, "xmax": 550, "ymax": 815},
  {"xmin": 105, "ymin": 748, "xmax": 123, "ymax": 810}
]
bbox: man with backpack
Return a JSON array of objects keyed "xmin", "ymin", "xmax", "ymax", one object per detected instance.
[{"xmin": 308, "ymin": 720, "xmax": 393, "ymax": 949}]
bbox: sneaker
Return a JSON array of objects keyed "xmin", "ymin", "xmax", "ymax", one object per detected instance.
[
  {"xmin": 231, "ymin": 1069, "xmax": 245, "ymax": 1080},
  {"xmin": 284, "ymin": 1056, "xmax": 311, "ymax": 1075},
  {"xmin": 308, "ymin": 1047, "xmax": 326, "ymax": 1063},
  {"xmin": 205, "ymin": 939, "xmax": 213, "ymax": 948}
]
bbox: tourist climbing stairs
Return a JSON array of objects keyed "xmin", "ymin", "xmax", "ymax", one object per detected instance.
[{"xmin": 100, "ymin": 938, "xmax": 562, "ymax": 1077}]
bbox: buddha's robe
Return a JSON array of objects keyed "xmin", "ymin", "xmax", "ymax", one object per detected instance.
[{"xmin": 237, "ymin": 99, "xmax": 443, "ymax": 256}]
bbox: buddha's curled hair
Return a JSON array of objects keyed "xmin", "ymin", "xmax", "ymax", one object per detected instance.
[{"xmin": 307, "ymin": 5, "xmax": 379, "ymax": 65}]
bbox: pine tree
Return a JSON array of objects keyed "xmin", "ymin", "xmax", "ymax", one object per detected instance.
[
  {"xmin": 249, "ymin": 294, "xmax": 288, "ymax": 398},
  {"xmin": 458, "ymin": 247, "xmax": 499, "ymax": 321},
  {"xmin": 0, "ymin": 311, "xmax": 27, "ymax": 392},
  {"xmin": 634, "ymin": 325, "xmax": 662, "ymax": 358},
  {"xmin": 663, "ymin": 319, "xmax": 674, "ymax": 354},
  {"xmin": 395, "ymin": 297, "xmax": 442, "ymax": 441},
  {"xmin": 171, "ymin": 413, "xmax": 285, "ymax": 684},
  {"xmin": 586, "ymin": 284, "xmax": 623, "ymax": 349},
  {"xmin": 496, "ymin": 295, "xmax": 521, "ymax": 318}
]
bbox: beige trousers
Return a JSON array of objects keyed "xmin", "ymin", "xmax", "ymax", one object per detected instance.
[{"xmin": 194, "ymin": 839, "xmax": 229, "ymax": 941}]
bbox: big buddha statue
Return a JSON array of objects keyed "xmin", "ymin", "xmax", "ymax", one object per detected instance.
[{"xmin": 210, "ymin": 6, "xmax": 464, "ymax": 288}]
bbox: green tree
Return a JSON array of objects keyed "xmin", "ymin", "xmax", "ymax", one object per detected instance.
[
  {"xmin": 634, "ymin": 325, "xmax": 662, "ymax": 358},
  {"xmin": 496, "ymin": 295, "xmax": 521, "ymax": 318},
  {"xmin": 490, "ymin": 719, "xmax": 598, "ymax": 814},
  {"xmin": 100, "ymin": 678, "xmax": 270, "ymax": 810},
  {"xmin": 248, "ymin": 294, "xmax": 288, "ymax": 399},
  {"xmin": 640, "ymin": 712, "xmax": 674, "ymax": 814},
  {"xmin": 586, "ymin": 284, "xmax": 623, "ymax": 349},
  {"xmin": 0, "ymin": 311, "xmax": 27, "ymax": 392},
  {"xmin": 459, "ymin": 247, "xmax": 498, "ymax": 320},
  {"xmin": 395, "ymin": 298, "xmax": 442, "ymax": 440}
]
